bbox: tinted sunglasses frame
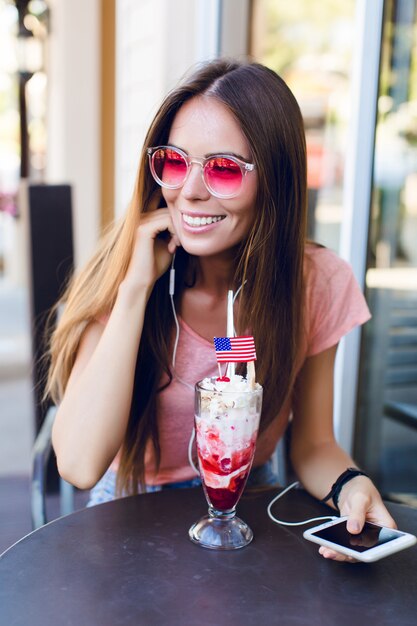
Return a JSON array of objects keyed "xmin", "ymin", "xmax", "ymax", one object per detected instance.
[{"xmin": 147, "ymin": 145, "xmax": 256, "ymax": 199}]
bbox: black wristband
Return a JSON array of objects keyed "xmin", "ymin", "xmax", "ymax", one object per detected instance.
[{"xmin": 321, "ymin": 467, "xmax": 370, "ymax": 510}]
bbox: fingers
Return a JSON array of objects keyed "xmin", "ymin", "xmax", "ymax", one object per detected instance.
[
  {"xmin": 167, "ymin": 236, "xmax": 180, "ymax": 255},
  {"xmin": 137, "ymin": 210, "xmax": 180, "ymax": 260},
  {"xmin": 140, "ymin": 209, "xmax": 181, "ymax": 256},
  {"xmin": 124, "ymin": 208, "xmax": 180, "ymax": 289},
  {"xmin": 346, "ymin": 494, "xmax": 367, "ymax": 535},
  {"xmin": 342, "ymin": 488, "xmax": 397, "ymax": 534},
  {"xmin": 367, "ymin": 502, "xmax": 398, "ymax": 530},
  {"xmin": 139, "ymin": 208, "xmax": 176, "ymax": 239},
  {"xmin": 318, "ymin": 546, "xmax": 358, "ymax": 563}
]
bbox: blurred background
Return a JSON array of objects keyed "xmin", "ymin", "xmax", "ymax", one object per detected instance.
[{"xmin": 1, "ymin": 0, "xmax": 416, "ymax": 550}]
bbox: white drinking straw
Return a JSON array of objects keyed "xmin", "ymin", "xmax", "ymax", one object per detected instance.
[
  {"xmin": 247, "ymin": 360, "xmax": 256, "ymax": 389},
  {"xmin": 227, "ymin": 289, "xmax": 235, "ymax": 377}
]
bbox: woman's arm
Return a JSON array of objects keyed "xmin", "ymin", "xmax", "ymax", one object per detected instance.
[
  {"xmin": 290, "ymin": 344, "xmax": 396, "ymax": 562},
  {"xmin": 52, "ymin": 209, "xmax": 179, "ymax": 489}
]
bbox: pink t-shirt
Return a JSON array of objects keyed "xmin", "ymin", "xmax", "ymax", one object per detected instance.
[{"xmin": 112, "ymin": 245, "xmax": 371, "ymax": 485}]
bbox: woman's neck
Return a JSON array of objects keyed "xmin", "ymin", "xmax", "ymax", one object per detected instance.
[
  {"xmin": 195, "ymin": 253, "xmax": 235, "ymax": 297},
  {"xmin": 179, "ymin": 252, "xmax": 239, "ymax": 341}
]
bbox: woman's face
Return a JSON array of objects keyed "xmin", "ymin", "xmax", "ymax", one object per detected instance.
[{"xmin": 162, "ymin": 96, "xmax": 258, "ymax": 259}]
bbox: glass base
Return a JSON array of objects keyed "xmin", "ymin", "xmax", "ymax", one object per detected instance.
[{"xmin": 189, "ymin": 512, "xmax": 254, "ymax": 550}]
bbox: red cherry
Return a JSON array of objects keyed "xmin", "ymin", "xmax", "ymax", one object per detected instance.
[{"xmin": 216, "ymin": 376, "xmax": 231, "ymax": 382}]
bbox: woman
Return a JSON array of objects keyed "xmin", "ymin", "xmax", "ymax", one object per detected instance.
[{"xmin": 47, "ymin": 59, "xmax": 395, "ymax": 561}]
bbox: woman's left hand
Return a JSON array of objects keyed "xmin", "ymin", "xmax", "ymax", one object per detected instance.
[{"xmin": 318, "ymin": 475, "xmax": 397, "ymax": 562}]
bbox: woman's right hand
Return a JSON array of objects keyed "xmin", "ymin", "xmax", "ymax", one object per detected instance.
[{"xmin": 123, "ymin": 207, "xmax": 180, "ymax": 294}]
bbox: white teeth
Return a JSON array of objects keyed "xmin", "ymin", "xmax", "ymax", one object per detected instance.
[{"xmin": 183, "ymin": 214, "xmax": 224, "ymax": 227}]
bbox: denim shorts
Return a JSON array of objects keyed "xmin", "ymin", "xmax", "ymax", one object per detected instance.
[{"xmin": 86, "ymin": 460, "xmax": 279, "ymax": 507}]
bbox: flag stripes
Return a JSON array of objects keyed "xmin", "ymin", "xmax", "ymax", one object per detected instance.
[{"xmin": 214, "ymin": 336, "xmax": 257, "ymax": 363}]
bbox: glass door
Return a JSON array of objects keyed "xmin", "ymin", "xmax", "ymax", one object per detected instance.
[
  {"xmin": 355, "ymin": 0, "xmax": 417, "ymax": 502},
  {"xmin": 250, "ymin": 0, "xmax": 357, "ymax": 252}
]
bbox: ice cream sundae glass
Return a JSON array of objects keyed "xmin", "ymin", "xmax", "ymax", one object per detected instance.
[{"xmin": 189, "ymin": 375, "xmax": 263, "ymax": 550}]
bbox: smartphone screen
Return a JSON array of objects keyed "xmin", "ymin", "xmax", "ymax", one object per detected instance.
[{"xmin": 312, "ymin": 521, "xmax": 405, "ymax": 553}]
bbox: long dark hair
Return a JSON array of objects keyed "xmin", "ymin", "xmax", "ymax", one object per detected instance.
[{"xmin": 116, "ymin": 59, "xmax": 307, "ymax": 494}]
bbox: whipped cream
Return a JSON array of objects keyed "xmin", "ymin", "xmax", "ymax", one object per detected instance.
[
  {"xmin": 199, "ymin": 374, "xmax": 261, "ymax": 394},
  {"xmin": 198, "ymin": 374, "xmax": 262, "ymax": 419}
]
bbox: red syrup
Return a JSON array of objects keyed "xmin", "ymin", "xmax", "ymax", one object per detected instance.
[
  {"xmin": 204, "ymin": 473, "xmax": 248, "ymax": 510},
  {"xmin": 197, "ymin": 439, "xmax": 257, "ymax": 512}
]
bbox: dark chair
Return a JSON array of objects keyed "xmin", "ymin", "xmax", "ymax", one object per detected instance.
[
  {"xmin": 384, "ymin": 401, "xmax": 417, "ymax": 429},
  {"xmin": 382, "ymin": 296, "xmax": 417, "ymax": 432},
  {"xmin": 356, "ymin": 288, "xmax": 417, "ymax": 491},
  {"xmin": 31, "ymin": 405, "xmax": 75, "ymax": 530},
  {"xmin": 24, "ymin": 183, "xmax": 76, "ymax": 529}
]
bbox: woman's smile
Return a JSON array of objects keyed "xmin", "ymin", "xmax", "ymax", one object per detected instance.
[{"xmin": 181, "ymin": 212, "xmax": 226, "ymax": 231}]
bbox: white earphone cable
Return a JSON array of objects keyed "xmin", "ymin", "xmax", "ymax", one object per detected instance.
[
  {"xmin": 187, "ymin": 428, "xmax": 199, "ymax": 475},
  {"xmin": 169, "ymin": 254, "xmax": 199, "ymax": 475},
  {"xmin": 233, "ymin": 280, "xmax": 246, "ymax": 304},
  {"xmin": 267, "ymin": 481, "xmax": 337, "ymax": 526}
]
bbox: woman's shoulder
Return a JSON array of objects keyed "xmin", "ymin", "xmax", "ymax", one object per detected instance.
[
  {"xmin": 304, "ymin": 242, "xmax": 352, "ymax": 284},
  {"xmin": 302, "ymin": 243, "xmax": 371, "ymax": 357}
]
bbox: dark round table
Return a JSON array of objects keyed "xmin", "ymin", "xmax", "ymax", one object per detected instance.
[{"xmin": 1, "ymin": 486, "xmax": 416, "ymax": 625}]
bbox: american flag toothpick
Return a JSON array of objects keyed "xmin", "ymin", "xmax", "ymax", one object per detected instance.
[{"xmin": 213, "ymin": 336, "xmax": 257, "ymax": 363}]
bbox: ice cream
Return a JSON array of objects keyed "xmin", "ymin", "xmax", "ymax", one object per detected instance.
[{"xmin": 195, "ymin": 375, "xmax": 262, "ymax": 511}]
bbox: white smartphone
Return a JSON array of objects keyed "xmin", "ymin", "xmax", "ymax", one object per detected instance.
[{"xmin": 303, "ymin": 516, "xmax": 417, "ymax": 562}]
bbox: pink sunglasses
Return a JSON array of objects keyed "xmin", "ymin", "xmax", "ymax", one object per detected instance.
[{"xmin": 147, "ymin": 145, "xmax": 256, "ymax": 199}]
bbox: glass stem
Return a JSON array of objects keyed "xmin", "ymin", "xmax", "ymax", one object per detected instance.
[{"xmin": 208, "ymin": 506, "xmax": 236, "ymax": 520}]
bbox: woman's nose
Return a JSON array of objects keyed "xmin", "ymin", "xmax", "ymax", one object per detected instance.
[{"xmin": 181, "ymin": 163, "xmax": 211, "ymax": 200}]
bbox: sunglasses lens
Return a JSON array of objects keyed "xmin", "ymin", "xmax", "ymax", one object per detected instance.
[
  {"xmin": 204, "ymin": 157, "xmax": 243, "ymax": 197},
  {"xmin": 152, "ymin": 148, "xmax": 187, "ymax": 187}
]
